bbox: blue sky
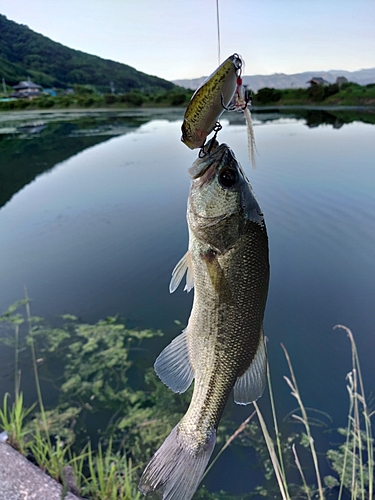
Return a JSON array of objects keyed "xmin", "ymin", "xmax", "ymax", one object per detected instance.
[{"xmin": 1, "ymin": 0, "xmax": 374, "ymax": 80}]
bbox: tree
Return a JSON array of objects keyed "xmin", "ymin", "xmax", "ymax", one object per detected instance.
[{"xmin": 255, "ymin": 87, "xmax": 282, "ymax": 104}]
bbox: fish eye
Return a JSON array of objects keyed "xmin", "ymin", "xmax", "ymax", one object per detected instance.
[{"xmin": 218, "ymin": 168, "xmax": 238, "ymax": 188}]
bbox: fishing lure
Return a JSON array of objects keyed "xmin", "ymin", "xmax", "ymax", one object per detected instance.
[
  {"xmin": 181, "ymin": 54, "xmax": 242, "ymax": 151},
  {"xmin": 181, "ymin": 54, "xmax": 256, "ymax": 165}
]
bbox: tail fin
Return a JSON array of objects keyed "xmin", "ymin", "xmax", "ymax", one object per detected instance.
[{"xmin": 139, "ymin": 424, "xmax": 216, "ymax": 500}]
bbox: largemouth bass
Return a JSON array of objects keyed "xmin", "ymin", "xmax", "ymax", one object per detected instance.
[
  {"xmin": 139, "ymin": 143, "xmax": 269, "ymax": 500},
  {"xmin": 181, "ymin": 54, "xmax": 242, "ymax": 149}
]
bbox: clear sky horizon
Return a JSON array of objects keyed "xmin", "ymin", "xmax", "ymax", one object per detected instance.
[{"xmin": 1, "ymin": 0, "xmax": 374, "ymax": 82}]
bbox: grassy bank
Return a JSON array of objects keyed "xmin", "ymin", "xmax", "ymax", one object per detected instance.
[
  {"xmin": 1, "ymin": 82, "xmax": 375, "ymax": 113},
  {"xmin": 252, "ymin": 82, "xmax": 375, "ymax": 107},
  {"xmin": 0, "ymin": 299, "xmax": 373, "ymax": 499},
  {"xmin": 0, "ymin": 86, "xmax": 194, "ymax": 112}
]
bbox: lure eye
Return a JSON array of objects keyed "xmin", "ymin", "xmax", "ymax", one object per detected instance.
[{"xmin": 218, "ymin": 168, "xmax": 238, "ymax": 188}]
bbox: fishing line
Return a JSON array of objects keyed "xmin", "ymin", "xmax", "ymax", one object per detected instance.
[
  {"xmin": 214, "ymin": 4, "xmax": 256, "ymax": 166},
  {"xmin": 216, "ymin": 0, "xmax": 221, "ymax": 65}
]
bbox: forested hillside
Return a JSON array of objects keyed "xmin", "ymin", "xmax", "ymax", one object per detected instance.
[{"xmin": 0, "ymin": 14, "xmax": 175, "ymax": 93}]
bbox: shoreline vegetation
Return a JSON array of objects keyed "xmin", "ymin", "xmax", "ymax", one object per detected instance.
[
  {"xmin": 1, "ymin": 81, "xmax": 375, "ymax": 114},
  {"xmin": 0, "ymin": 299, "xmax": 373, "ymax": 499}
]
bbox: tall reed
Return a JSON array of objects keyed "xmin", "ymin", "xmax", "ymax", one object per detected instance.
[{"xmin": 252, "ymin": 326, "xmax": 374, "ymax": 499}]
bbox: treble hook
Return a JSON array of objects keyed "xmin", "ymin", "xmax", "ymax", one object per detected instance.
[
  {"xmin": 198, "ymin": 123, "xmax": 222, "ymax": 157},
  {"xmin": 239, "ymin": 89, "xmax": 252, "ymax": 110},
  {"xmin": 199, "ymin": 147, "xmax": 206, "ymax": 158}
]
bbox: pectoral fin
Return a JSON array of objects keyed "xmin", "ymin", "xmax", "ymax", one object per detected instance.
[
  {"xmin": 154, "ymin": 329, "xmax": 194, "ymax": 394},
  {"xmin": 169, "ymin": 251, "xmax": 194, "ymax": 293},
  {"xmin": 234, "ymin": 332, "xmax": 267, "ymax": 405},
  {"xmin": 202, "ymin": 250, "xmax": 233, "ymax": 304}
]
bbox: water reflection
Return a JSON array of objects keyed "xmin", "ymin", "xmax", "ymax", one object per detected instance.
[
  {"xmin": 226, "ymin": 107, "xmax": 375, "ymax": 129},
  {"xmin": 0, "ymin": 109, "xmax": 194, "ymax": 208},
  {"xmin": 1, "ymin": 107, "xmax": 373, "ymax": 211},
  {"xmin": 255, "ymin": 107, "xmax": 375, "ymax": 128},
  {"xmin": 0, "ymin": 112, "xmax": 159, "ymax": 209}
]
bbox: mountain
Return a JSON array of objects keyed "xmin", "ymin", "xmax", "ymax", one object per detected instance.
[
  {"xmin": 0, "ymin": 14, "xmax": 176, "ymax": 93},
  {"xmin": 174, "ymin": 68, "xmax": 375, "ymax": 92}
]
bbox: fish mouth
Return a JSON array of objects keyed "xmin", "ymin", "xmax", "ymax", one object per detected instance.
[
  {"xmin": 188, "ymin": 143, "xmax": 263, "ymax": 226},
  {"xmin": 188, "ymin": 143, "xmax": 233, "ymax": 183},
  {"xmin": 187, "ymin": 144, "xmax": 241, "ymax": 228}
]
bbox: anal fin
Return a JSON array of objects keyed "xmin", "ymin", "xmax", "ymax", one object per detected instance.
[
  {"xmin": 234, "ymin": 332, "xmax": 267, "ymax": 405},
  {"xmin": 154, "ymin": 329, "xmax": 194, "ymax": 393}
]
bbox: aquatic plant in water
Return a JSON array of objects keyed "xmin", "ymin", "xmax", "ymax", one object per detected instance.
[{"xmin": 0, "ymin": 299, "xmax": 373, "ymax": 499}]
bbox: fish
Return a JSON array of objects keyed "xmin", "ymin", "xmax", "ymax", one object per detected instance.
[
  {"xmin": 181, "ymin": 54, "xmax": 243, "ymax": 150},
  {"xmin": 139, "ymin": 142, "xmax": 270, "ymax": 500}
]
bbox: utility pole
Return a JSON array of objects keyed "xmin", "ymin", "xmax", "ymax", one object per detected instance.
[
  {"xmin": 2, "ymin": 77, "xmax": 7, "ymax": 95},
  {"xmin": 110, "ymin": 81, "xmax": 115, "ymax": 94}
]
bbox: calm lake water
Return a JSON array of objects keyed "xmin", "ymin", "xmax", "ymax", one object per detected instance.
[{"xmin": 0, "ymin": 108, "xmax": 374, "ymax": 494}]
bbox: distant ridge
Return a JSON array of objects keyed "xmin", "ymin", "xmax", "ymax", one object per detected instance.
[
  {"xmin": 174, "ymin": 68, "xmax": 375, "ymax": 92},
  {"xmin": 0, "ymin": 14, "xmax": 176, "ymax": 93}
]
